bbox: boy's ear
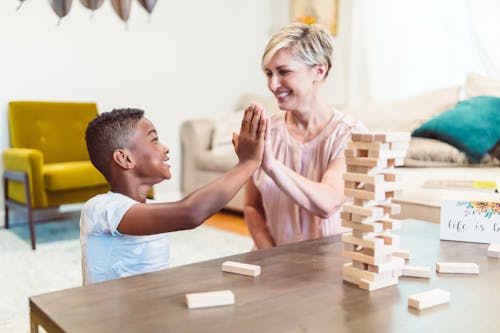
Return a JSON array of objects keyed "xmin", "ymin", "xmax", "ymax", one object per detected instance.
[{"xmin": 112, "ymin": 149, "xmax": 135, "ymax": 169}]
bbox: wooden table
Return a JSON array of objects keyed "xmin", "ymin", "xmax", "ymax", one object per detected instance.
[{"xmin": 30, "ymin": 220, "xmax": 500, "ymax": 332}]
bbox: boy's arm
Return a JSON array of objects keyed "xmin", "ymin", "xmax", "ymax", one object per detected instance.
[{"xmin": 117, "ymin": 107, "xmax": 266, "ymax": 235}]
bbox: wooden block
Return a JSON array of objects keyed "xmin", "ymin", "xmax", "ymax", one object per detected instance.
[
  {"xmin": 348, "ymin": 141, "xmax": 390, "ymax": 150},
  {"xmin": 368, "ymin": 149, "xmax": 407, "ymax": 159},
  {"xmin": 346, "ymin": 165, "xmax": 394, "ymax": 175},
  {"xmin": 402, "ymin": 265, "xmax": 431, "ymax": 278},
  {"xmin": 384, "ymin": 173, "xmax": 403, "ymax": 182},
  {"xmin": 379, "ymin": 218, "xmax": 401, "ymax": 231},
  {"xmin": 341, "ymin": 211, "xmax": 351, "ymax": 221},
  {"xmin": 341, "ymin": 219, "xmax": 384, "ymax": 233},
  {"xmin": 487, "ymin": 243, "xmax": 500, "ymax": 258},
  {"xmin": 436, "ymin": 262, "xmax": 479, "ymax": 274},
  {"xmin": 390, "ymin": 141, "xmax": 410, "ymax": 150},
  {"xmin": 186, "ymin": 290, "xmax": 235, "ymax": 309},
  {"xmin": 364, "ymin": 182, "xmax": 404, "ymax": 193},
  {"xmin": 346, "ymin": 157, "xmax": 387, "ymax": 168},
  {"xmin": 387, "ymin": 157, "xmax": 405, "ymax": 167},
  {"xmin": 354, "ymin": 197, "xmax": 392, "ymax": 208},
  {"xmin": 408, "ymin": 289, "xmax": 450, "ymax": 310},
  {"xmin": 352, "ymin": 260, "xmax": 368, "ymax": 270},
  {"xmin": 368, "ymin": 256, "xmax": 404, "ymax": 274},
  {"xmin": 344, "ymin": 180, "xmax": 358, "ymax": 189},
  {"xmin": 350, "ymin": 213, "xmax": 389, "ymax": 224},
  {"xmin": 352, "ymin": 229, "xmax": 378, "ymax": 239},
  {"xmin": 385, "ymin": 203, "xmax": 401, "ymax": 215},
  {"xmin": 343, "ymin": 172, "xmax": 384, "ymax": 184},
  {"xmin": 342, "ymin": 204, "xmax": 384, "ymax": 218},
  {"xmin": 343, "ymin": 263, "xmax": 385, "ymax": 282},
  {"xmin": 344, "ymin": 188, "xmax": 385, "ymax": 201},
  {"xmin": 375, "ymin": 234, "xmax": 400, "ymax": 248},
  {"xmin": 359, "ymin": 276, "xmax": 399, "ymax": 291},
  {"xmin": 342, "ymin": 233, "xmax": 384, "ymax": 251},
  {"xmin": 342, "ymin": 248, "xmax": 393, "ymax": 266},
  {"xmin": 351, "ymin": 133, "xmax": 375, "ymax": 142},
  {"xmin": 343, "ymin": 271, "xmax": 360, "ymax": 285},
  {"xmin": 221, "ymin": 261, "xmax": 261, "ymax": 277},
  {"xmin": 374, "ymin": 132, "xmax": 411, "ymax": 143},
  {"xmin": 344, "ymin": 149, "xmax": 357, "ymax": 158},
  {"xmin": 392, "ymin": 249, "xmax": 410, "ymax": 261}
]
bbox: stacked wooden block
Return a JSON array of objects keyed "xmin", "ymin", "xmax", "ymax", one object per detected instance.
[{"xmin": 341, "ymin": 132, "xmax": 411, "ymax": 291}]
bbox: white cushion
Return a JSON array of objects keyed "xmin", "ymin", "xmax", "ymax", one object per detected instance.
[
  {"xmin": 465, "ymin": 73, "xmax": 500, "ymax": 99},
  {"xmin": 343, "ymin": 86, "xmax": 460, "ymax": 132},
  {"xmin": 210, "ymin": 110, "xmax": 244, "ymax": 151}
]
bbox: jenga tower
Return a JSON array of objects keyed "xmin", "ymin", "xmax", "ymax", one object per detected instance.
[{"xmin": 341, "ymin": 132, "xmax": 411, "ymax": 291}]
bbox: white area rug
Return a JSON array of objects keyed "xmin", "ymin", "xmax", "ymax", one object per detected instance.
[{"xmin": 0, "ymin": 219, "xmax": 253, "ymax": 333}]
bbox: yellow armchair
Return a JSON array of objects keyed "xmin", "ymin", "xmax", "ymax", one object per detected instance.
[{"xmin": 2, "ymin": 101, "xmax": 109, "ymax": 249}]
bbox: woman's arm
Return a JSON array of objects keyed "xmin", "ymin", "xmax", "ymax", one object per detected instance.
[
  {"xmin": 263, "ymin": 155, "xmax": 347, "ymax": 219},
  {"xmin": 243, "ymin": 178, "xmax": 276, "ymax": 249}
]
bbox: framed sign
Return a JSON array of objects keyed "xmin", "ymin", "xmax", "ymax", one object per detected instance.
[
  {"xmin": 290, "ymin": 0, "xmax": 339, "ymax": 35},
  {"xmin": 440, "ymin": 201, "xmax": 500, "ymax": 243}
]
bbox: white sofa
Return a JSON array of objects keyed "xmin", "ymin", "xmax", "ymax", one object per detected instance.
[{"xmin": 180, "ymin": 73, "xmax": 500, "ymax": 222}]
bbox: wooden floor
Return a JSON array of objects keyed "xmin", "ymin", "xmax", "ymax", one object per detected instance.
[{"xmin": 205, "ymin": 210, "xmax": 250, "ymax": 236}]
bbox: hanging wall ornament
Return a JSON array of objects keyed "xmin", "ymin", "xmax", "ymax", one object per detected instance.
[
  {"xmin": 80, "ymin": 0, "xmax": 104, "ymax": 10},
  {"xmin": 16, "ymin": 0, "xmax": 28, "ymax": 11},
  {"xmin": 49, "ymin": 0, "xmax": 73, "ymax": 18},
  {"xmin": 137, "ymin": 0, "xmax": 157, "ymax": 14},
  {"xmin": 111, "ymin": 0, "xmax": 132, "ymax": 22}
]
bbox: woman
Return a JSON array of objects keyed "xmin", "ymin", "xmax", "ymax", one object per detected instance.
[{"xmin": 244, "ymin": 23, "xmax": 367, "ymax": 249}]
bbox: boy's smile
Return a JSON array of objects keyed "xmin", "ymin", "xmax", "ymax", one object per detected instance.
[{"xmin": 130, "ymin": 117, "xmax": 171, "ymax": 183}]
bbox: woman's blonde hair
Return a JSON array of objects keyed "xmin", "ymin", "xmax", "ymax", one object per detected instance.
[{"xmin": 262, "ymin": 23, "xmax": 334, "ymax": 78}]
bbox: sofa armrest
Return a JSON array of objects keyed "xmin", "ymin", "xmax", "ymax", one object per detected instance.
[
  {"xmin": 2, "ymin": 148, "xmax": 47, "ymax": 207},
  {"xmin": 180, "ymin": 118, "xmax": 215, "ymax": 193}
]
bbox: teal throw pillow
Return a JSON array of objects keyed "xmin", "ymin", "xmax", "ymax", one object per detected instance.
[{"xmin": 412, "ymin": 96, "xmax": 500, "ymax": 163}]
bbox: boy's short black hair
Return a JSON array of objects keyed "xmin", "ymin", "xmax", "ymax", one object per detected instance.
[{"xmin": 86, "ymin": 108, "xmax": 144, "ymax": 181}]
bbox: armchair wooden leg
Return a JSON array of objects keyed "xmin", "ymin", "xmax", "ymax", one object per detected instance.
[
  {"xmin": 3, "ymin": 174, "xmax": 9, "ymax": 229},
  {"xmin": 22, "ymin": 173, "xmax": 36, "ymax": 250},
  {"xmin": 3, "ymin": 170, "xmax": 37, "ymax": 249}
]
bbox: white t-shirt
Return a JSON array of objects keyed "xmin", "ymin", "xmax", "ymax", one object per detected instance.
[
  {"xmin": 80, "ymin": 192, "xmax": 170, "ymax": 285},
  {"xmin": 253, "ymin": 110, "xmax": 367, "ymax": 246}
]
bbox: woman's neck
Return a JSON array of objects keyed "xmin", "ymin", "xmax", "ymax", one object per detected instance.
[{"xmin": 285, "ymin": 103, "xmax": 334, "ymax": 142}]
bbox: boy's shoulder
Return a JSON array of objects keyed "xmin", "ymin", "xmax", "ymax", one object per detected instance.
[{"xmin": 83, "ymin": 192, "xmax": 136, "ymax": 211}]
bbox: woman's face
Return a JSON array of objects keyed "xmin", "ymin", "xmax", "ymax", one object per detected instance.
[{"xmin": 264, "ymin": 48, "xmax": 318, "ymax": 111}]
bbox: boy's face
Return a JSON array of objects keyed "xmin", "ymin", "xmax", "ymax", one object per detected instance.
[{"xmin": 129, "ymin": 117, "xmax": 171, "ymax": 183}]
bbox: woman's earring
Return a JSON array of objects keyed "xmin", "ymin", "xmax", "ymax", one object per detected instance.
[{"xmin": 313, "ymin": 80, "xmax": 318, "ymax": 85}]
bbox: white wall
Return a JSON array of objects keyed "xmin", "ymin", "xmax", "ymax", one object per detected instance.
[
  {"xmin": 0, "ymin": 0, "xmax": 276, "ymax": 208},
  {"xmin": 1, "ymin": 0, "xmax": 500, "ymax": 216}
]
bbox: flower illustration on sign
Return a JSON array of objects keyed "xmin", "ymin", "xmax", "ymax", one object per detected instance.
[{"xmin": 458, "ymin": 201, "xmax": 500, "ymax": 219}]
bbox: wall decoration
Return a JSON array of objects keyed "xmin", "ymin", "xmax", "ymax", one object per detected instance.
[
  {"xmin": 138, "ymin": 0, "xmax": 156, "ymax": 14},
  {"xmin": 290, "ymin": 0, "xmax": 338, "ymax": 36},
  {"xmin": 15, "ymin": 0, "xmax": 158, "ymax": 23},
  {"xmin": 111, "ymin": 0, "xmax": 132, "ymax": 22},
  {"xmin": 50, "ymin": 0, "xmax": 73, "ymax": 18},
  {"xmin": 80, "ymin": 0, "xmax": 105, "ymax": 11}
]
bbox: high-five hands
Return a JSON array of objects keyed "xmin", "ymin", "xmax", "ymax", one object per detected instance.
[{"xmin": 232, "ymin": 104, "xmax": 267, "ymax": 167}]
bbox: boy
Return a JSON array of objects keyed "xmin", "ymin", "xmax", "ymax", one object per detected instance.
[{"xmin": 81, "ymin": 107, "xmax": 266, "ymax": 285}]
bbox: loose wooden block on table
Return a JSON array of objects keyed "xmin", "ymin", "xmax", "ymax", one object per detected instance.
[
  {"xmin": 221, "ymin": 261, "xmax": 261, "ymax": 277},
  {"xmin": 436, "ymin": 262, "xmax": 479, "ymax": 274},
  {"xmin": 408, "ymin": 289, "xmax": 450, "ymax": 310},
  {"xmin": 402, "ymin": 265, "xmax": 431, "ymax": 278},
  {"xmin": 358, "ymin": 276, "xmax": 399, "ymax": 291},
  {"xmin": 487, "ymin": 243, "xmax": 500, "ymax": 258},
  {"xmin": 392, "ymin": 249, "xmax": 410, "ymax": 260},
  {"xmin": 186, "ymin": 290, "xmax": 235, "ymax": 309}
]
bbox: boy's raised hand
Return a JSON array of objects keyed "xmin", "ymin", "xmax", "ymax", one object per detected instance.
[{"xmin": 232, "ymin": 104, "xmax": 266, "ymax": 167}]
